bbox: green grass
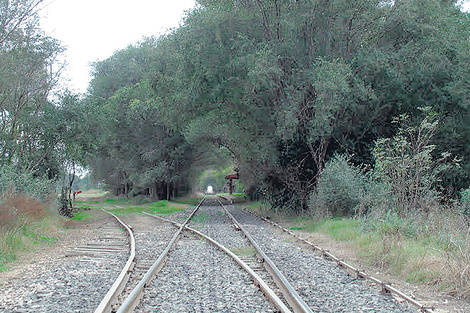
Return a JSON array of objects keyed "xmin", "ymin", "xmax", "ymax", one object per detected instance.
[
  {"xmin": 217, "ymin": 193, "xmax": 246, "ymax": 203},
  {"xmin": 0, "ymin": 218, "xmax": 59, "ymax": 272},
  {"xmin": 72, "ymin": 211, "xmax": 93, "ymax": 221},
  {"xmin": 286, "ymin": 217, "xmax": 362, "ymax": 241},
  {"xmin": 282, "ymin": 214, "xmax": 460, "ymax": 289},
  {"xmin": 106, "ymin": 200, "xmax": 185, "ymax": 216},
  {"xmin": 172, "ymin": 197, "xmax": 200, "ymax": 206},
  {"xmin": 317, "ymin": 219, "xmax": 362, "ymax": 241},
  {"xmin": 105, "ymin": 198, "xmax": 134, "ymax": 205},
  {"xmin": 76, "ymin": 190, "xmax": 108, "ymax": 198},
  {"xmin": 218, "ymin": 192, "xmax": 246, "ymax": 197},
  {"xmin": 75, "ymin": 200, "xmax": 100, "ymax": 205},
  {"xmin": 192, "ymin": 212, "xmax": 207, "ymax": 224},
  {"xmin": 244, "ymin": 201, "xmax": 273, "ymax": 216},
  {"xmin": 36, "ymin": 235, "xmax": 58, "ymax": 243},
  {"xmin": 0, "ymin": 253, "xmax": 16, "ymax": 272}
]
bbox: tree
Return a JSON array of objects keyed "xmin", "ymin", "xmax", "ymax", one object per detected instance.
[
  {"xmin": 0, "ymin": 0, "xmax": 64, "ymax": 174},
  {"xmin": 81, "ymin": 0, "xmax": 470, "ymax": 211}
]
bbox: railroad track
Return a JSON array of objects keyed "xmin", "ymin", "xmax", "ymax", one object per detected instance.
[
  {"xmin": 93, "ymin": 197, "xmax": 313, "ymax": 312},
  {"xmin": 95, "ymin": 197, "xmax": 416, "ymax": 313}
]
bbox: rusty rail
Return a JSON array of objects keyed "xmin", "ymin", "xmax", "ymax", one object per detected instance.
[
  {"xmin": 216, "ymin": 197, "xmax": 313, "ymax": 313},
  {"xmin": 143, "ymin": 211, "xmax": 292, "ymax": 313},
  {"xmin": 94, "ymin": 209, "xmax": 136, "ymax": 313},
  {"xmin": 115, "ymin": 197, "xmax": 206, "ymax": 313}
]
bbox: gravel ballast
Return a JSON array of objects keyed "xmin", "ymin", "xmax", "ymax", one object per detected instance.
[
  {"xmin": 0, "ymin": 218, "xmax": 128, "ymax": 313},
  {"xmin": 136, "ymin": 200, "xmax": 277, "ymax": 312},
  {"xmin": 136, "ymin": 232, "xmax": 276, "ymax": 313},
  {"xmin": 226, "ymin": 203, "xmax": 415, "ymax": 313},
  {"xmin": 0, "ymin": 199, "xmax": 421, "ymax": 312}
]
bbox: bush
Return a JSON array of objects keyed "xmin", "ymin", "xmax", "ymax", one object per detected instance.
[
  {"xmin": 0, "ymin": 166, "xmax": 55, "ymax": 226},
  {"xmin": 309, "ymin": 154, "xmax": 366, "ymax": 217},
  {"xmin": 460, "ymin": 187, "xmax": 470, "ymax": 222},
  {"xmin": 0, "ymin": 166, "xmax": 55, "ymax": 202},
  {"xmin": 0, "ymin": 195, "xmax": 47, "ymax": 228},
  {"xmin": 371, "ymin": 110, "xmax": 455, "ymax": 215}
]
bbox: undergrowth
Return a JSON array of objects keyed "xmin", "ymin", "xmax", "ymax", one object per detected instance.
[
  {"xmin": 72, "ymin": 211, "xmax": 93, "ymax": 221},
  {"xmin": 261, "ymin": 207, "xmax": 470, "ymax": 299},
  {"xmin": 172, "ymin": 197, "xmax": 201, "ymax": 206},
  {"xmin": 0, "ymin": 217, "xmax": 59, "ymax": 272}
]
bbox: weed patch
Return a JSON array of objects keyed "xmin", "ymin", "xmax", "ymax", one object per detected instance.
[
  {"xmin": 71, "ymin": 210, "xmax": 93, "ymax": 221},
  {"xmin": 230, "ymin": 246, "xmax": 256, "ymax": 256},
  {"xmin": 192, "ymin": 212, "xmax": 207, "ymax": 224},
  {"xmin": 0, "ymin": 252, "xmax": 16, "ymax": 272},
  {"xmin": 0, "ymin": 194, "xmax": 62, "ymax": 272},
  {"xmin": 105, "ymin": 198, "xmax": 133, "ymax": 205},
  {"xmin": 172, "ymin": 197, "xmax": 200, "ymax": 206},
  {"xmin": 280, "ymin": 212, "xmax": 470, "ymax": 299}
]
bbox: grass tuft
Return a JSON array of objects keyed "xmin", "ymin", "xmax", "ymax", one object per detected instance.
[
  {"xmin": 244, "ymin": 200, "xmax": 470, "ymax": 299},
  {"xmin": 72, "ymin": 211, "xmax": 93, "ymax": 221}
]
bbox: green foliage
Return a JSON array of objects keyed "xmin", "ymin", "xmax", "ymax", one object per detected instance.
[
  {"xmin": 196, "ymin": 163, "xmax": 241, "ymax": 194},
  {"xmin": 309, "ymin": 154, "xmax": 366, "ymax": 217},
  {"xmin": 459, "ymin": 187, "xmax": 470, "ymax": 220},
  {"xmin": 0, "ymin": 166, "xmax": 55, "ymax": 201},
  {"xmin": 372, "ymin": 110, "xmax": 457, "ymax": 214},
  {"xmin": 76, "ymin": 0, "xmax": 470, "ymax": 213},
  {"xmin": 0, "ymin": 0, "xmax": 64, "ymax": 177},
  {"xmin": 87, "ymin": 78, "xmax": 192, "ymax": 200},
  {"xmin": 361, "ymin": 210, "xmax": 420, "ymax": 239}
]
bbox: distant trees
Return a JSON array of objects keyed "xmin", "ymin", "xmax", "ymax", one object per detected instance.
[{"xmin": 83, "ymin": 44, "xmax": 194, "ymax": 200}]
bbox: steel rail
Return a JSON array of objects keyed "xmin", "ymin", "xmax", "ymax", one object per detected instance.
[
  {"xmin": 94, "ymin": 209, "xmax": 136, "ymax": 313},
  {"xmin": 250, "ymin": 210, "xmax": 434, "ymax": 313},
  {"xmin": 216, "ymin": 197, "xmax": 314, "ymax": 313},
  {"xmin": 143, "ymin": 211, "xmax": 292, "ymax": 313},
  {"xmin": 115, "ymin": 197, "xmax": 206, "ymax": 313}
]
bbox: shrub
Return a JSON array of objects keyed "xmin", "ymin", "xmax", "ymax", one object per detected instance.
[
  {"xmin": 372, "ymin": 110, "xmax": 456, "ymax": 215},
  {"xmin": 0, "ymin": 195, "xmax": 47, "ymax": 228},
  {"xmin": 0, "ymin": 166, "xmax": 55, "ymax": 202},
  {"xmin": 309, "ymin": 154, "xmax": 366, "ymax": 218},
  {"xmin": 459, "ymin": 187, "xmax": 470, "ymax": 223}
]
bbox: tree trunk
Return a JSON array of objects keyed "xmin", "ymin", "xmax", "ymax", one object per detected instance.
[
  {"xmin": 307, "ymin": 137, "xmax": 331, "ymax": 180},
  {"xmin": 68, "ymin": 162, "xmax": 75, "ymax": 209}
]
